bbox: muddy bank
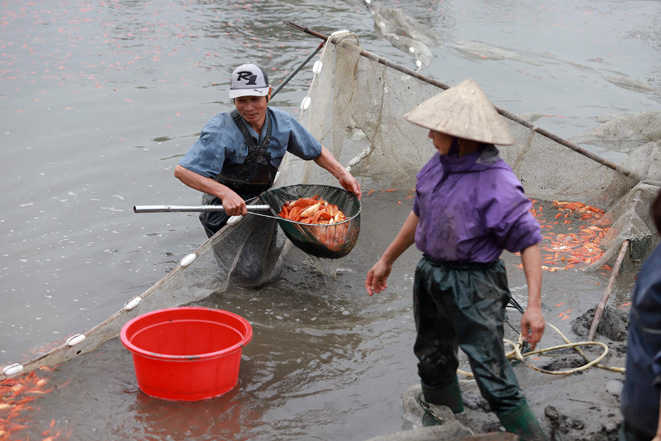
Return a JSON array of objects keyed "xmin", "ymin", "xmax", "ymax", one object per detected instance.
[{"xmin": 378, "ymin": 306, "xmax": 630, "ymax": 441}]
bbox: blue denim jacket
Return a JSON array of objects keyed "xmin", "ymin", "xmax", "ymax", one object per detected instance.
[{"xmin": 179, "ymin": 107, "xmax": 322, "ymax": 179}]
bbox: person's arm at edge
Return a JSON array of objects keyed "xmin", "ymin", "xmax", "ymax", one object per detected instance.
[
  {"xmin": 365, "ymin": 211, "xmax": 419, "ymax": 296},
  {"xmin": 174, "ymin": 164, "xmax": 247, "ymax": 216},
  {"xmin": 520, "ymin": 243, "xmax": 545, "ymax": 350},
  {"xmin": 313, "ymin": 146, "xmax": 362, "ymax": 199}
]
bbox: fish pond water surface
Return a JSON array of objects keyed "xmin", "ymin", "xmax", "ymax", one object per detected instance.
[{"xmin": 1, "ymin": 0, "xmax": 659, "ymax": 439}]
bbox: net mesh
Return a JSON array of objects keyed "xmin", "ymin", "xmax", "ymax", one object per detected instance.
[
  {"xmin": 6, "ymin": 166, "xmax": 291, "ymax": 379},
  {"xmin": 260, "ymin": 184, "xmax": 361, "ymax": 259},
  {"xmin": 297, "ymin": 35, "xmax": 661, "ymax": 269}
]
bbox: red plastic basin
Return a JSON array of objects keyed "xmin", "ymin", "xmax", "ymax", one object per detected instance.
[{"xmin": 120, "ymin": 307, "xmax": 253, "ymax": 401}]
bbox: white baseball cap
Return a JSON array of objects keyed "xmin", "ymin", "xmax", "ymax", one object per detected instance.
[{"xmin": 229, "ymin": 63, "xmax": 270, "ymax": 99}]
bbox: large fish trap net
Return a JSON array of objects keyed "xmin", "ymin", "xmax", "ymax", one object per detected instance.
[
  {"xmin": 260, "ymin": 184, "xmax": 361, "ymax": 259},
  {"xmin": 5, "ymin": 28, "xmax": 661, "ymax": 382},
  {"xmin": 296, "ymin": 32, "xmax": 661, "ymax": 269}
]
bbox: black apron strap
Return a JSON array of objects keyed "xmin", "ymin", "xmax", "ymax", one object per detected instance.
[
  {"xmin": 201, "ymin": 110, "xmax": 278, "ymax": 236},
  {"xmin": 230, "ymin": 109, "xmax": 272, "ymax": 160}
]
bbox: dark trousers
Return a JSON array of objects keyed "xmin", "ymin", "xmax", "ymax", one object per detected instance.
[
  {"xmin": 413, "ymin": 255, "xmax": 526, "ymax": 414},
  {"xmin": 619, "ymin": 420, "xmax": 655, "ymax": 441},
  {"xmin": 198, "ymin": 194, "xmax": 262, "ymax": 239}
]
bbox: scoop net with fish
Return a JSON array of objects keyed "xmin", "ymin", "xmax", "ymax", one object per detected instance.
[{"xmin": 259, "ymin": 184, "xmax": 361, "ymax": 259}]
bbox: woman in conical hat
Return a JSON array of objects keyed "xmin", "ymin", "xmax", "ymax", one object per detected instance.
[{"xmin": 366, "ymin": 79, "xmax": 547, "ymax": 440}]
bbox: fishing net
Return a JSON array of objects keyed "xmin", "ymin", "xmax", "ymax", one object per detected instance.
[
  {"xmin": 296, "ymin": 32, "xmax": 661, "ymax": 270},
  {"xmin": 260, "ymin": 184, "xmax": 361, "ymax": 259},
  {"xmin": 7, "ymin": 29, "xmax": 661, "ymax": 381},
  {"xmin": 365, "ymin": 0, "xmax": 443, "ymax": 69},
  {"xmin": 569, "ymin": 111, "xmax": 661, "ymax": 154},
  {"xmin": 3, "ymin": 167, "xmax": 292, "ymax": 380}
]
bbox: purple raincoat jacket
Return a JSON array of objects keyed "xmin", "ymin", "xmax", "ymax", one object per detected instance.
[{"xmin": 412, "ymin": 145, "xmax": 542, "ymax": 262}]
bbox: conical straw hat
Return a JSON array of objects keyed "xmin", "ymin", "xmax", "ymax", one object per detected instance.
[{"xmin": 404, "ymin": 79, "xmax": 514, "ymax": 145}]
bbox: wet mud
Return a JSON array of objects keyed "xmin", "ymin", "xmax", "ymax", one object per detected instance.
[
  {"xmin": 0, "ymin": 185, "xmax": 644, "ymax": 441},
  {"xmin": 395, "ymin": 306, "xmax": 631, "ymax": 441}
]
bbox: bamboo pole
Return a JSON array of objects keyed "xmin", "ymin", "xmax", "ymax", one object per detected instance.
[
  {"xmin": 271, "ymin": 41, "xmax": 325, "ymax": 99},
  {"xmin": 283, "ymin": 21, "xmax": 644, "ymax": 180},
  {"xmin": 587, "ymin": 239, "xmax": 629, "ymax": 341}
]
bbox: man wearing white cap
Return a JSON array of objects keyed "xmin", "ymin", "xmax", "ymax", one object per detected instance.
[
  {"xmin": 175, "ymin": 63, "xmax": 362, "ymax": 237},
  {"xmin": 365, "ymin": 79, "xmax": 547, "ymax": 440}
]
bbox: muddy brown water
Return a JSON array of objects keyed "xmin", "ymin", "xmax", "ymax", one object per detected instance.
[
  {"xmin": 1, "ymin": 0, "xmax": 658, "ymax": 439},
  {"xmin": 9, "ymin": 188, "xmax": 637, "ymax": 440}
]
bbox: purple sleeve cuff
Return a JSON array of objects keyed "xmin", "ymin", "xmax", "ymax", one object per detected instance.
[
  {"xmin": 488, "ymin": 197, "xmax": 542, "ymax": 253},
  {"xmin": 413, "ymin": 197, "xmax": 420, "ymax": 217},
  {"xmin": 504, "ymin": 213, "xmax": 543, "ymax": 253}
]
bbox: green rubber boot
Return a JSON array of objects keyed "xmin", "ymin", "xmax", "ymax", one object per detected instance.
[
  {"xmin": 421, "ymin": 376, "xmax": 464, "ymax": 414},
  {"xmin": 497, "ymin": 400, "xmax": 548, "ymax": 441}
]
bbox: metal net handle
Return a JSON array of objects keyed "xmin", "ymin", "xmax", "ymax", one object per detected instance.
[{"xmin": 247, "ymin": 210, "xmax": 357, "ymax": 226}]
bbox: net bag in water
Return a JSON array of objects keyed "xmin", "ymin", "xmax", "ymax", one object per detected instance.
[{"xmin": 260, "ymin": 184, "xmax": 361, "ymax": 259}]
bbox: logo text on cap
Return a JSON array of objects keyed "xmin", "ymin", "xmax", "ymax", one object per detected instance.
[{"xmin": 236, "ymin": 71, "xmax": 258, "ymax": 86}]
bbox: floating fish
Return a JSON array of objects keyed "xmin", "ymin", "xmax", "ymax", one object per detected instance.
[
  {"xmin": 278, "ymin": 195, "xmax": 347, "ymax": 225},
  {"xmin": 529, "ymin": 199, "xmax": 610, "ymax": 272},
  {"xmin": 1, "ymin": 370, "xmax": 65, "ymax": 439},
  {"xmin": 278, "ymin": 195, "xmax": 351, "ymax": 253}
]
